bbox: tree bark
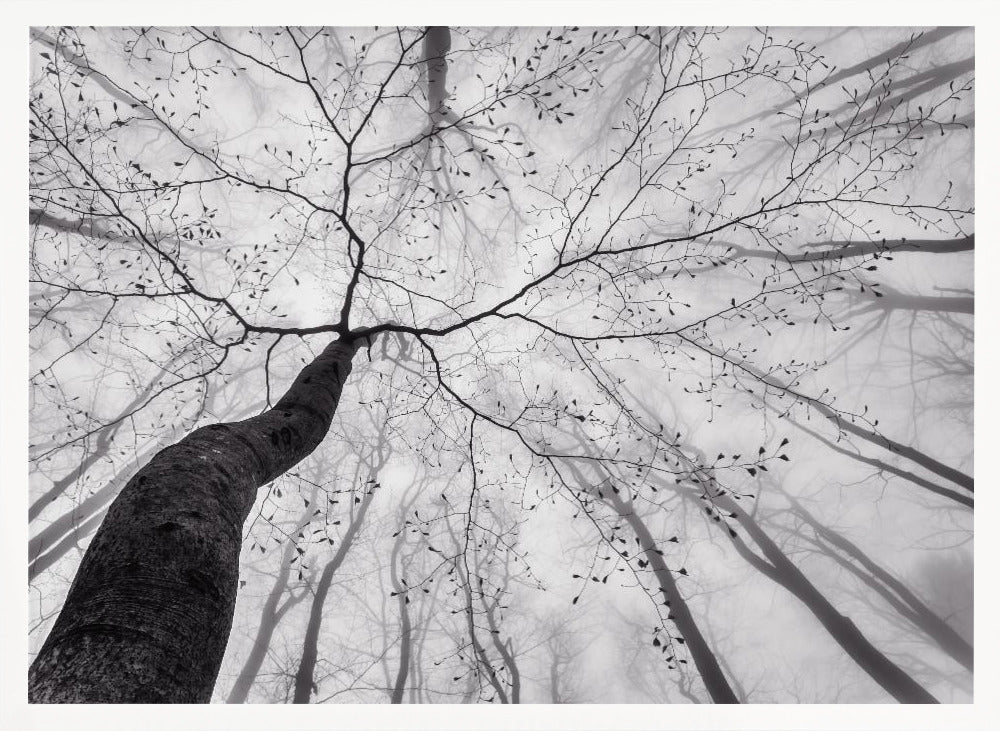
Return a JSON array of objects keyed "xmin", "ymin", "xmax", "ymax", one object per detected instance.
[
  {"xmin": 30, "ymin": 438, "xmax": 167, "ymax": 581},
  {"xmin": 29, "ymin": 337, "xmax": 359, "ymax": 703}
]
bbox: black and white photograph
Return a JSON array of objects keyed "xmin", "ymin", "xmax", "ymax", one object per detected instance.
[{"xmin": 8, "ymin": 2, "xmax": 994, "ymax": 729}]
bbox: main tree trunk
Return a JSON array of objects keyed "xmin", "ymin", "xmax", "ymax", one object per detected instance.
[{"xmin": 29, "ymin": 338, "xmax": 360, "ymax": 703}]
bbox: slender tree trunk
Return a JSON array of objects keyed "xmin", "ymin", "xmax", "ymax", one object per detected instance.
[
  {"xmin": 561, "ymin": 457, "xmax": 739, "ymax": 704},
  {"xmin": 549, "ymin": 649, "xmax": 563, "ymax": 703},
  {"xmin": 291, "ymin": 483, "xmax": 376, "ymax": 703},
  {"xmin": 30, "ymin": 432, "xmax": 115, "ymax": 523},
  {"xmin": 481, "ymin": 549, "xmax": 520, "ymax": 703},
  {"xmin": 30, "ymin": 439, "xmax": 166, "ymax": 581},
  {"xmin": 423, "ymin": 26, "xmax": 451, "ymax": 122},
  {"xmin": 709, "ymin": 492, "xmax": 939, "ymax": 703},
  {"xmin": 483, "ymin": 598, "xmax": 520, "ymax": 703},
  {"xmin": 775, "ymin": 410, "xmax": 972, "ymax": 508},
  {"xmin": 29, "ymin": 337, "xmax": 359, "ymax": 703},
  {"xmin": 389, "ymin": 525, "xmax": 412, "ymax": 704},
  {"xmin": 31, "ymin": 480, "xmax": 113, "ymax": 578},
  {"xmin": 722, "ymin": 234, "xmax": 974, "ymax": 264},
  {"xmin": 444, "ymin": 513, "xmax": 510, "ymax": 704},
  {"xmin": 855, "ymin": 292, "xmax": 974, "ymax": 315},
  {"xmin": 225, "ymin": 564, "xmax": 305, "ymax": 704},
  {"xmin": 722, "ymin": 354, "xmax": 973, "ymax": 493},
  {"xmin": 452, "ymin": 552, "xmax": 508, "ymax": 703},
  {"xmin": 608, "ymin": 490, "xmax": 740, "ymax": 704},
  {"xmin": 226, "ymin": 492, "xmax": 318, "ymax": 704},
  {"xmin": 787, "ymin": 496, "xmax": 973, "ymax": 672}
]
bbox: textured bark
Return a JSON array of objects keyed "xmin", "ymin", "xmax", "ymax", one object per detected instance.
[
  {"xmin": 29, "ymin": 337, "xmax": 359, "ymax": 703},
  {"xmin": 710, "ymin": 493, "xmax": 939, "ymax": 703},
  {"xmin": 291, "ymin": 483, "xmax": 376, "ymax": 703},
  {"xmin": 30, "ymin": 439, "xmax": 166, "ymax": 581}
]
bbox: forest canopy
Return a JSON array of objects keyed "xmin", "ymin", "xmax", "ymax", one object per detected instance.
[{"xmin": 26, "ymin": 24, "xmax": 973, "ymax": 707}]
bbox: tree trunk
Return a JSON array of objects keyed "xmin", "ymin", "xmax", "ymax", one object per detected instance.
[
  {"xmin": 31, "ymin": 480, "xmax": 113, "ymax": 580},
  {"xmin": 485, "ymin": 618, "xmax": 519, "ymax": 704},
  {"xmin": 720, "ymin": 353, "xmax": 973, "ymax": 493},
  {"xmin": 29, "ymin": 431, "xmax": 116, "ymax": 524},
  {"xmin": 608, "ymin": 490, "xmax": 740, "ymax": 704},
  {"xmin": 225, "ymin": 559, "xmax": 304, "ymax": 704},
  {"xmin": 30, "ymin": 438, "xmax": 168, "ymax": 581},
  {"xmin": 561, "ymin": 457, "xmax": 739, "ymax": 704},
  {"xmin": 776, "ymin": 411, "xmax": 972, "ymax": 508},
  {"xmin": 548, "ymin": 650, "xmax": 563, "ymax": 703},
  {"xmin": 226, "ymin": 491, "xmax": 317, "ymax": 704},
  {"xmin": 712, "ymin": 492, "xmax": 939, "ymax": 703},
  {"xmin": 787, "ymin": 496, "xmax": 973, "ymax": 672},
  {"xmin": 423, "ymin": 27, "xmax": 451, "ymax": 122},
  {"xmin": 455, "ymin": 557, "xmax": 509, "ymax": 703},
  {"xmin": 291, "ymin": 482, "xmax": 376, "ymax": 703},
  {"xmin": 389, "ymin": 525, "xmax": 412, "ymax": 704},
  {"xmin": 29, "ymin": 337, "xmax": 359, "ymax": 703}
]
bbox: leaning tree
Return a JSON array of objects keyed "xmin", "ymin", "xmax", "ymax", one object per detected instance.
[{"xmin": 29, "ymin": 26, "xmax": 973, "ymax": 703}]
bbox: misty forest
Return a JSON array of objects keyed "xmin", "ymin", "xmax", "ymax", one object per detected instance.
[{"xmin": 28, "ymin": 26, "xmax": 973, "ymax": 704}]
